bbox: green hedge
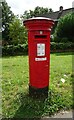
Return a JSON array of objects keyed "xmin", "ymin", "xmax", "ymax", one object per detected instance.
[
  {"xmin": 2, "ymin": 44, "xmax": 28, "ymax": 56},
  {"xmin": 50, "ymin": 42, "xmax": 73, "ymax": 50},
  {"xmin": 2, "ymin": 42, "xmax": 73, "ymax": 56}
]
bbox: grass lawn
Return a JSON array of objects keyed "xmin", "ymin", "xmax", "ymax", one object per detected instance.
[{"xmin": 1, "ymin": 52, "xmax": 73, "ymax": 118}]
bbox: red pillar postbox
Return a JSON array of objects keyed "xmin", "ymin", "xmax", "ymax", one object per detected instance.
[{"xmin": 23, "ymin": 17, "xmax": 54, "ymax": 97}]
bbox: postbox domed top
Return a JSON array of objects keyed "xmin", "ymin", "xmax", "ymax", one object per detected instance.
[
  {"xmin": 23, "ymin": 17, "xmax": 54, "ymax": 23},
  {"xmin": 23, "ymin": 17, "xmax": 54, "ymax": 30}
]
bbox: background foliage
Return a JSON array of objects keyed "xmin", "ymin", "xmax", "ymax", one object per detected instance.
[
  {"xmin": 2, "ymin": 1, "xmax": 14, "ymax": 43},
  {"xmin": 9, "ymin": 17, "xmax": 27, "ymax": 45},
  {"xmin": 2, "ymin": 0, "xmax": 74, "ymax": 54},
  {"xmin": 54, "ymin": 12, "xmax": 74, "ymax": 43},
  {"xmin": 21, "ymin": 6, "xmax": 53, "ymax": 19}
]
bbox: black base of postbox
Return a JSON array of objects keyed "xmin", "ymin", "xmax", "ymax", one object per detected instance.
[{"xmin": 29, "ymin": 85, "xmax": 48, "ymax": 99}]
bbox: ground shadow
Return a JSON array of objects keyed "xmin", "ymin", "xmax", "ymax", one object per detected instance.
[{"xmin": 12, "ymin": 92, "xmax": 47, "ymax": 120}]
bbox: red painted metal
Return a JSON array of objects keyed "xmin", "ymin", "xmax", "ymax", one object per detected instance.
[{"xmin": 23, "ymin": 17, "xmax": 54, "ymax": 89}]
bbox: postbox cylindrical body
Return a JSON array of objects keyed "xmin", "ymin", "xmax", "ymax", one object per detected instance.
[{"xmin": 23, "ymin": 17, "xmax": 54, "ymax": 97}]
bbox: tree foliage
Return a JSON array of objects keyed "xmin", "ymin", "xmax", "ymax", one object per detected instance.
[
  {"xmin": 21, "ymin": 6, "xmax": 53, "ymax": 19},
  {"xmin": 9, "ymin": 17, "xmax": 27, "ymax": 45},
  {"xmin": 2, "ymin": 4, "xmax": 53, "ymax": 45},
  {"xmin": 54, "ymin": 12, "xmax": 74, "ymax": 42},
  {"xmin": 2, "ymin": 0, "xmax": 14, "ymax": 43}
]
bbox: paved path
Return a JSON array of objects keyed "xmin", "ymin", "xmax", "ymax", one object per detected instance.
[
  {"xmin": 51, "ymin": 110, "xmax": 73, "ymax": 118},
  {"xmin": 42, "ymin": 110, "xmax": 73, "ymax": 119}
]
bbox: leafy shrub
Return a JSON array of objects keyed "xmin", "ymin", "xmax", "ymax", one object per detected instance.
[
  {"xmin": 2, "ymin": 43, "xmax": 28, "ymax": 56},
  {"xmin": 50, "ymin": 42, "xmax": 73, "ymax": 51},
  {"xmin": 54, "ymin": 12, "xmax": 74, "ymax": 42},
  {"xmin": 50, "ymin": 42, "xmax": 56, "ymax": 50}
]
